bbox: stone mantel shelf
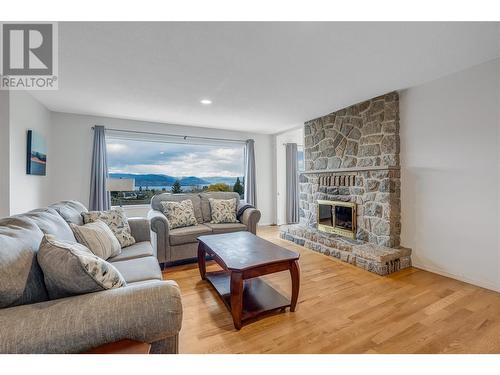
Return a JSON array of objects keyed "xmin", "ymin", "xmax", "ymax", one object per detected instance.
[{"xmin": 300, "ymin": 165, "xmax": 400, "ymax": 175}]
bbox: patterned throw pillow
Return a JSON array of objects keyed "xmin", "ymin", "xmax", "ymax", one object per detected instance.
[
  {"xmin": 37, "ymin": 235, "xmax": 126, "ymax": 300},
  {"xmin": 160, "ymin": 200, "xmax": 198, "ymax": 229},
  {"xmin": 82, "ymin": 208, "xmax": 135, "ymax": 248},
  {"xmin": 70, "ymin": 220, "xmax": 121, "ymax": 260},
  {"xmin": 209, "ymin": 198, "xmax": 238, "ymax": 224}
]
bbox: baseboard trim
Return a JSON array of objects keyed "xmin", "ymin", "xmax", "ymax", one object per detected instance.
[{"xmin": 412, "ymin": 261, "xmax": 500, "ymax": 293}]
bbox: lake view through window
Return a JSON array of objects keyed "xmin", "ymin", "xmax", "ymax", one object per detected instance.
[{"xmin": 106, "ymin": 137, "xmax": 245, "ymax": 206}]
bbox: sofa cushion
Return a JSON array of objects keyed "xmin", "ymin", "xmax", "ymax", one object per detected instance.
[
  {"xmin": 151, "ymin": 193, "xmax": 203, "ymax": 223},
  {"xmin": 37, "ymin": 235, "xmax": 126, "ymax": 300},
  {"xmin": 49, "ymin": 200, "xmax": 88, "ymax": 225},
  {"xmin": 169, "ymin": 224, "xmax": 212, "ymax": 246},
  {"xmin": 108, "ymin": 241, "xmax": 154, "ymax": 262},
  {"xmin": 19, "ymin": 208, "xmax": 76, "ymax": 242},
  {"xmin": 83, "ymin": 208, "xmax": 135, "ymax": 248},
  {"xmin": 111, "ymin": 256, "xmax": 162, "ymax": 283},
  {"xmin": 204, "ymin": 222, "xmax": 247, "ymax": 235},
  {"xmin": 0, "ymin": 217, "xmax": 48, "ymax": 308},
  {"xmin": 160, "ymin": 199, "xmax": 198, "ymax": 229},
  {"xmin": 200, "ymin": 192, "xmax": 241, "ymax": 223},
  {"xmin": 209, "ymin": 198, "xmax": 238, "ymax": 224},
  {"xmin": 37, "ymin": 235, "xmax": 127, "ymax": 299},
  {"xmin": 170, "ymin": 243, "xmax": 199, "ymax": 262},
  {"xmin": 70, "ymin": 220, "xmax": 121, "ymax": 260}
]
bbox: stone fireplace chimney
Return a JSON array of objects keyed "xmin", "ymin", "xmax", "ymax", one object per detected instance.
[{"xmin": 280, "ymin": 91, "xmax": 411, "ymax": 275}]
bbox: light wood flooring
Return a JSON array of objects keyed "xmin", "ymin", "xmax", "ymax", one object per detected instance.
[{"xmin": 163, "ymin": 226, "xmax": 500, "ymax": 353}]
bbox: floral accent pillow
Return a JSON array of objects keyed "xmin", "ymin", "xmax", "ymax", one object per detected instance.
[
  {"xmin": 82, "ymin": 208, "xmax": 135, "ymax": 248},
  {"xmin": 160, "ymin": 200, "xmax": 198, "ymax": 229},
  {"xmin": 209, "ymin": 198, "xmax": 238, "ymax": 224}
]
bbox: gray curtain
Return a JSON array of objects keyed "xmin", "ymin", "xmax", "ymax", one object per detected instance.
[
  {"xmin": 244, "ymin": 139, "xmax": 256, "ymax": 206},
  {"xmin": 89, "ymin": 126, "xmax": 110, "ymax": 211},
  {"xmin": 286, "ymin": 143, "xmax": 299, "ymax": 223}
]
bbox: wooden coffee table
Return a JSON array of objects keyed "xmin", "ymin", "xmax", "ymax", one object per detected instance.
[
  {"xmin": 197, "ymin": 231, "xmax": 300, "ymax": 330},
  {"xmin": 83, "ymin": 339, "xmax": 151, "ymax": 354}
]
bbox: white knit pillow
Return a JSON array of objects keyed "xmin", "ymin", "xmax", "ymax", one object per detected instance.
[{"xmin": 70, "ymin": 220, "xmax": 121, "ymax": 260}]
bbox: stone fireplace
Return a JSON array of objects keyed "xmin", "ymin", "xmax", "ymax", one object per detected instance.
[{"xmin": 280, "ymin": 91, "xmax": 411, "ymax": 275}]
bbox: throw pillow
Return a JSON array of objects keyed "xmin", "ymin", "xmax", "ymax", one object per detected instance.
[
  {"xmin": 37, "ymin": 235, "xmax": 126, "ymax": 300},
  {"xmin": 160, "ymin": 200, "xmax": 198, "ymax": 229},
  {"xmin": 209, "ymin": 198, "xmax": 238, "ymax": 224},
  {"xmin": 70, "ymin": 220, "xmax": 121, "ymax": 260},
  {"xmin": 82, "ymin": 208, "xmax": 135, "ymax": 248}
]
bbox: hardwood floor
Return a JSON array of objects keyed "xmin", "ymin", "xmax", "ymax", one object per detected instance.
[{"xmin": 163, "ymin": 226, "xmax": 500, "ymax": 353}]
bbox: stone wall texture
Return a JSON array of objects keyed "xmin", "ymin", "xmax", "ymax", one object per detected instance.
[
  {"xmin": 299, "ymin": 169, "xmax": 401, "ymax": 247},
  {"xmin": 304, "ymin": 91, "xmax": 400, "ymax": 171},
  {"xmin": 299, "ymin": 92, "xmax": 402, "ymax": 248}
]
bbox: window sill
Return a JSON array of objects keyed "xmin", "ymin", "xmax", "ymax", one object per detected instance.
[{"xmin": 111, "ymin": 204, "xmax": 151, "ymax": 210}]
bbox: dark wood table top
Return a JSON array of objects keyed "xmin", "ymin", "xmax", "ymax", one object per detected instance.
[
  {"xmin": 83, "ymin": 339, "xmax": 151, "ymax": 354},
  {"xmin": 198, "ymin": 231, "xmax": 299, "ymax": 271}
]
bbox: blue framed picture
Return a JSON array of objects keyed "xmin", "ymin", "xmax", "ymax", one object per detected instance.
[{"xmin": 26, "ymin": 130, "xmax": 47, "ymax": 176}]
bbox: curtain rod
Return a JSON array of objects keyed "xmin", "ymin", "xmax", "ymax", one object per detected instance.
[
  {"xmin": 91, "ymin": 126, "xmax": 248, "ymax": 144},
  {"xmin": 282, "ymin": 143, "xmax": 304, "ymax": 147}
]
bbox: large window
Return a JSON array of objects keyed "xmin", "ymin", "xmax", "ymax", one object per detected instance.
[
  {"xmin": 297, "ymin": 146, "xmax": 304, "ymax": 172},
  {"xmin": 106, "ymin": 137, "xmax": 245, "ymax": 206}
]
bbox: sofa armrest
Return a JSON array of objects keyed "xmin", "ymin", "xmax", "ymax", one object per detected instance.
[
  {"xmin": 239, "ymin": 208, "xmax": 261, "ymax": 234},
  {"xmin": 0, "ymin": 280, "xmax": 182, "ymax": 354},
  {"xmin": 147, "ymin": 209, "xmax": 170, "ymax": 263},
  {"xmin": 128, "ymin": 217, "xmax": 151, "ymax": 243}
]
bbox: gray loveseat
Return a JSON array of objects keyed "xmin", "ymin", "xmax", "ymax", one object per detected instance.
[
  {"xmin": 0, "ymin": 200, "xmax": 182, "ymax": 354},
  {"xmin": 148, "ymin": 192, "xmax": 261, "ymax": 265}
]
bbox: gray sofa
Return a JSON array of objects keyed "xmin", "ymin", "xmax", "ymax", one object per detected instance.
[
  {"xmin": 148, "ymin": 192, "xmax": 261, "ymax": 265},
  {"xmin": 0, "ymin": 200, "xmax": 182, "ymax": 354}
]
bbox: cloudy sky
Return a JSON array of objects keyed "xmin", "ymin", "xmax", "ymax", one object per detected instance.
[{"xmin": 106, "ymin": 138, "xmax": 245, "ymax": 178}]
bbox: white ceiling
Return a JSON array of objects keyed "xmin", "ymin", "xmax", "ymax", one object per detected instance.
[{"xmin": 31, "ymin": 22, "xmax": 500, "ymax": 134}]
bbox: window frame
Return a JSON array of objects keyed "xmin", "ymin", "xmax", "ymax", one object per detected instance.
[
  {"xmin": 297, "ymin": 145, "xmax": 305, "ymax": 172},
  {"xmin": 105, "ymin": 134, "xmax": 246, "ymax": 208}
]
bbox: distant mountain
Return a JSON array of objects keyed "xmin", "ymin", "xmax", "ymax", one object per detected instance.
[
  {"xmin": 178, "ymin": 176, "xmax": 210, "ymax": 186},
  {"xmin": 109, "ymin": 173, "xmax": 210, "ymax": 187}
]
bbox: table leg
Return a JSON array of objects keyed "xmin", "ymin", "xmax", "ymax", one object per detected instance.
[
  {"xmin": 290, "ymin": 260, "xmax": 300, "ymax": 312},
  {"xmin": 197, "ymin": 242, "xmax": 206, "ymax": 280},
  {"xmin": 230, "ymin": 271, "xmax": 244, "ymax": 330}
]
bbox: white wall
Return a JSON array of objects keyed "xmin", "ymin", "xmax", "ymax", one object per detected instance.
[
  {"xmin": 0, "ymin": 91, "xmax": 9, "ymax": 217},
  {"xmin": 49, "ymin": 112, "xmax": 276, "ymax": 225},
  {"xmin": 8, "ymin": 91, "xmax": 52, "ymax": 215},
  {"xmin": 275, "ymin": 127, "xmax": 304, "ymax": 225},
  {"xmin": 400, "ymin": 58, "xmax": 500, "ymax": 291}
]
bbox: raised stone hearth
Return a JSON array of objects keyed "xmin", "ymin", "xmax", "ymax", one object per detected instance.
[
  {"xmin": 279, "ymin": 91, "xmax": 411, "ymax": 275},
  {"xmin": 280, "ymin": 224, "xmax": 411, "ymax": 275}
]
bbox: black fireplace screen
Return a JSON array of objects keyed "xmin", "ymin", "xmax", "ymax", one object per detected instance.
[
  {"xmin": 318, "ymin": 204, "xmax": 333, "ymax": 226},
  {"xmin": 335, "ymin": 205, "xmax": 353, "ymax": 230},
  {"xmin": 317, "ymin": 200, "xmax": 356, "ymax": 238},
  {"xmin": 318, "ymin": 203, "xmax": 354, "ymax": 230}
]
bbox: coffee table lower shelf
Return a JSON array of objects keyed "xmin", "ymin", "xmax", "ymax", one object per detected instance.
[{"xmin": 205, "ymin": 271, "xmax": 291, "ymax": 324}]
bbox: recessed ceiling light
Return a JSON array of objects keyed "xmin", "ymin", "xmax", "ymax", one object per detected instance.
[{"xmin": 200, "ymin": 99, "xmax": 212, "ymax": 105}]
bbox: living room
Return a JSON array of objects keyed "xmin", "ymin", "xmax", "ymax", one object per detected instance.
[{"xmin": 2, "ymin": 1, "xmax": 500, "ymax": 373}]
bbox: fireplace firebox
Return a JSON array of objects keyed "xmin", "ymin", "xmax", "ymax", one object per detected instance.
[{"xmin": 317, "ymin": 200, "xmax": 356, "ymax": 239}]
